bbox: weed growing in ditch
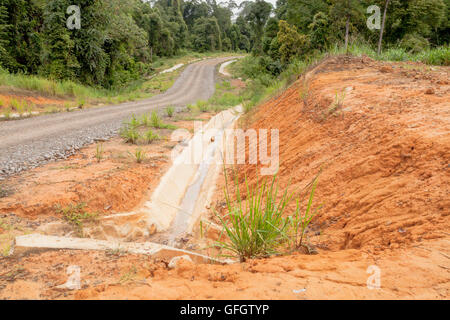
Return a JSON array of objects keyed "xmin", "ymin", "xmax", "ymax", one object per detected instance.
[
  {"xmin": 119, "ymin": 265, "xmax": 137, "ymax": 283},
  {"xmin": 128, "ymin": 114, "xmax": 140, "ymax": 128},
  {"xmin": 299, "ymin": 80, "xmax": 309, "ymax": 106},
  {"xmin": 144, "ymin": 129, "xmax": 160, "ymax": 143},
  {"xmin": 151, "ymin": 111, "xmax": 162, "ymax": 128},
  {"xmin": 186, "ymin": 104, "xmax": 197, "ymax": 113},
  {"xmin": 166, "ymin": 106, "xmax": 175, "ymax": 117},
  {"xmin": 214, "ymin": 170, "xmax": 321, "ymax": 262},
  {"xmin": 140, "ymin": 113, "xmax": 151, "ymax": 127},
  {"xmin": 324, "ymin": 89, "xmax": 346, "ymax": 120},
  {"xmin": 95, "ymin": 143, "xmax": 104, "ymax": 162},
  {"xmin": 55, "ymin": 203, "xmax": 98, "ymax": 237},
  {"xmin": 120, "ymin": 125, "xmax": 140, "ymax": 144},
  {"xmin": 196, "ymin": 100, "xmax": 209, "ymax": 112},
  {"xmin": 0, "ymin": 185, "xmax": 6, "ymax": 198},
  {"xmin": 129, "ymin": 148, "xmax": 146, "ymax": 163},
  {"xmin": 287, "ymin": 176, "xmax": 322, "ymax": 250},
  {"xmin": 2, "ymin": 107, "xmax": 11, "ymax": 119}
]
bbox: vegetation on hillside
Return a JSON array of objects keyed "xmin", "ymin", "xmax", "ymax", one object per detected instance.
[{"xmin": 0, "ymin": 0, "xmax": 447, "ymax": 91}]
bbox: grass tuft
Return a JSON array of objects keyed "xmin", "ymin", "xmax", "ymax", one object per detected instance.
[{"xmin": 214, "ymin": 170, "xmax": 321, "ymax": 262}]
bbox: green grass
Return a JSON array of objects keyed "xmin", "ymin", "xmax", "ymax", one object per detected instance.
[
  {"xmin": 55, "ymin": 202, "xmax": 98, "ymax": 237},
  {"xmin": 144, "ymin": 129, "xmax": 160, "ymax": 143},
  {"xmin": 213, "ymin": 170, "xmax": 321, "ymax": 262},
  {"xmin": 129, "ymin": 148, "xmax": 146, "ymax": 163},
  {"xmin": 196, "ymin": 100, "xmax": 209, "ymax": 112},
  {"xmin": 151, "ymin": 111, "xmax": 163, "ymax": 128},
  {"xmin": 120, "ymin": 125, "xmax": 140, "ymax": 144},
  {"xmin": 328, "ymin": 43, "xmax": 449, "ymax": 66},
  {"xmin": 166, "ymin": 106, "xmax": 175, "ymax": 117},
  {"xmin": 149, "ymin": 111, "xmax": 177, "ymax": 129},
  {"xmin": 95, "ymin": 143, "xmax": 104, "ymax": 162}
]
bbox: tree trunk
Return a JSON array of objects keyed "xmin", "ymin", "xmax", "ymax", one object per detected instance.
[
  {"xmin": 345, "ymin": 16, "xmax": 350, "ymax": 54},
  {"xmin": 377, "ymin": 0, "xmax": 390, "ymax": 55}
]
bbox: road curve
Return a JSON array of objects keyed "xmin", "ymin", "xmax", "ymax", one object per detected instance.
[{"xmin": 0, "ymin": 57, "xmax": 233, "ymax": 178}]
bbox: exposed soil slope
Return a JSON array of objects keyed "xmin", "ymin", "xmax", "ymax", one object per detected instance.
[
  {"xmin": 235, "ymin": 55, "xmax": 449, "ymax": 254},
  {"xmin": 1, "ymin": 56, "xmax": 448, "ymax": 300}
]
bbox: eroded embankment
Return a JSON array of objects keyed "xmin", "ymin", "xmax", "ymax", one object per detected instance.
[
  {"xmin": 1, "ymin": 56, "xmax": 448, "ymax": 300},
  {"xmin": 228, "ymin": 55, "xmax": 449, "ymax": 254}
]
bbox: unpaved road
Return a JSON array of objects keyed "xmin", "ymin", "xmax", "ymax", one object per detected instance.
[{"xmin": 0, "ymin": 57, "xmax": 231, "ymax": 177}]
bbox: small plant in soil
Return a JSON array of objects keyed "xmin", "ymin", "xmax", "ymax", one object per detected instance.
[
  {"xmin": 129, "ymin": 113, "xmax": 140, "ymax": 128},
  {"xmin": 144, "ymin": 129, "xmax": 160, "ymax": 144},
  {"xmin": 0, "ymin": 184, "xmax": 10, "ymax": 198},
  {"xmin": 287, "ymin": 175, "xmax": 322, "ymax": 250},
  {"xmin": 9, "ymin": 98, "xmax": 20, "ymax": 111},
  {"xmin": 120, "ymin": 125, "xmax": 140, "ymax": 144},
  {"xmin": 95, "ymin": 143, "xmax": 104, "ymax": 162},
  {"xmin": 196, "ymin": 100, "xmax": 209, "ymax": 112},
  {"xmin": 129, "ymin": 147, "xmax": 146, "ymax": 163},
  {"xmin": 186, "ymin": 104, "xmax": 197, "ymax": 113},
  {"xmin": 3, "ymin": 107, "xmax": 12, "ymax": 119},
  {"xmin": 214, "ymin": 169, "xmax": 321, "ymax": 262},
  {"xmin": 56, "ymin": 202, "xmax": 98, "ymax": 237},
  {"xmin": 328, "ymin": 89, "xmax": 346, "ymax": 115},
  {"xmin": 25, "ymin": 102, "xmax": 33, "ymax": 114},
  {"xmin": 299, "ymin": 79, "xmax": 309, "ymax": 106},
  {"xmin": 150, "ymin": 110, "xmax": 177, "ymax": 130},
  {"xmin": 151, "ymin": 110, "xmax": 162, "ymax": 128},
  {"xmin": 120, "ymin": 265, "xmax": 137, "ymax": 283},
  {"xmin": 140, "ymin": 113, "xmax": 151, "ymax": 127},
  {"xmin": 77, "ymin": 98, "xmax": 85, "ymax": 109},
  {"xmin": 166, "ymin": 106, "xmax": 175, "ymax": 117}
]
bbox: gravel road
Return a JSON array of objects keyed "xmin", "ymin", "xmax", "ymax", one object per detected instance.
[{"xmin": 0, "ymin": 57, "xmax": 232, "ymax": 178}]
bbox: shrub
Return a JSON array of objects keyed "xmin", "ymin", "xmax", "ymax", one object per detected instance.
[
  {"xmin": 214, "ymin": 174, "xmax": 290, "ymax": 262},
  {"xmin": 120, "ymin": 125, "xmax": 140, "ymax": 144},
  {"xmin": 129, "ymin": 148, "xmax": 146, "ymax": 163},
  {"xmin": 196, "ymin": 100, "xmax": 209, "ymax": 112},
  {"xmin": 151, "ymin": 110, "xmax": 162, "ymax": 128},
  {"xmin": 95, "ymin": 143, "xmax": 104, "ymax": 162},
  {"xmin": 144, "ymin": 129, "xmax": 160, "ymax": 143},
  {"xmin": 214, "ymin": 171, "xmax": 321, "ymax": 262},
  {"xmin": 166, "ymin": 106, "xmax": 175, "ymax": 117},
  {"xmin": 140, "ymin": 113, "xmax": 151, "ymax": 127}
]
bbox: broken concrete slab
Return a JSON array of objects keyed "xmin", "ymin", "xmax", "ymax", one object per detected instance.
[{"xmin": 11, "ymin": 234, "xmax": 232, "ymax": 265}]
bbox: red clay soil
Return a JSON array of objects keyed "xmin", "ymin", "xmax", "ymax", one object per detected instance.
[
  {"xmin": 0, "ymin": 91, "xmax": 68, "ymax": 113},
  {"xmin": 0, "ymin": 56, "xmax": 448, "ymax": 299},
  {"xmin": 235, "ymin": 55, "xmax": 449, "ymax": 254},
  {"xmin": 0, "ymin": 137, "xmax": 171, "ymax": 218}
]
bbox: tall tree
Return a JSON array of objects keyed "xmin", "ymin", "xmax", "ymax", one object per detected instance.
[
  {"xmin": 329, "ymin": 0, "xmax": 364, "ymax": 53},
  {"xmin": 241, "ymin": 0, "xmax": 272, "ymax": 55},
  {"xmin": 377, "ymin": 0, "xmax": 390, "ymax": 55}
]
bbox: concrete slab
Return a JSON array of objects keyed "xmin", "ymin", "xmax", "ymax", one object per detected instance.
[{"xmin": 12, "ymin": 234, "xmax": 231, "ymax": 264}]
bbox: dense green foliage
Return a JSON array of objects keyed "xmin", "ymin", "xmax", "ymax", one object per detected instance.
[
  {"xmin": 0, "ymin": 0, "xmax": 448, "ymax": 90},
  {"xmin": 0, "ymin": 0, "xmax": 236, "ymax": 88},
  {"xmin": 253, "ymin": 0, "xmax": 449, "ymax": 77}
]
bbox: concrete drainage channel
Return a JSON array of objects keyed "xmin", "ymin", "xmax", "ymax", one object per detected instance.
[{"xmin": 11, "ymin": 104, "xmax": 243, "ymax": 266}]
